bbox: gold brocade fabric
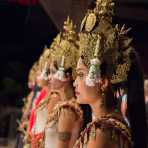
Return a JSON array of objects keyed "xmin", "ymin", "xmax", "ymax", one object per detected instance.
[
  {"xmin": 30, "ymin": 133, "xmax": 44, "ymax": 148},
  {"xmin": 46, "ymin": 99, "xmax": 83, "ymax": 127},
  {"xmin": 74, "ymin": 114, "xmax": 132, "ymax": 148}
]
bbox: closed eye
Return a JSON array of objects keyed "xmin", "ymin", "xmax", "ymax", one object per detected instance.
[
  {"xmin": 77, "ymin": 72, "xmax": 84, "ymax": 78},
  {"xmin": 49, "ymin": 69, "xmax": 57, "ymax": 74}
]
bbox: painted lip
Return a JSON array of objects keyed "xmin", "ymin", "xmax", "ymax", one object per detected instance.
[{"xmin": 75, "ymin": 90, "xmax": 80, "ymax": 96}]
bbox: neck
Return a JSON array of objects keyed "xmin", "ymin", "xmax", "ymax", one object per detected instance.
[
  {"xmin": 90, "ymin": 97, "xmax": 108, "ymax": 120},
  {"xmin": 64, "ymin": 82, "xmax": 74, "ymax": 100}
]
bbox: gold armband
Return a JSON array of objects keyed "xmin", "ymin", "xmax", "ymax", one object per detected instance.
[{"xmin": 58, "ymin": 132, "xmax": 71, "ymax": 141}]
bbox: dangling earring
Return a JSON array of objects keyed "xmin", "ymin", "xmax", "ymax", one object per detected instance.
[
  {"xmin": 100, "ymin": 87, "xmax": 106, "ymax": 108},
  {"xmin": 54, "ymin": 56, "xmax": 66, "ymax": 81}
]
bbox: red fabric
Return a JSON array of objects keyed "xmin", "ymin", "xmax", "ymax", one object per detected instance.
[
  {"xmin": 7, "ymin": 0, "xmax": 38, "ymax": 5},
  {"xmin": 28, "ymin": 87, "xmax": 48, "ymax": 134},
  {"xmin": 30, "ymin": 132, "xmax": 44, "ymax": 148}
]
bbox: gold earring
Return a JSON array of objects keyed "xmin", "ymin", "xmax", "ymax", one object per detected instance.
[{"xmin": 100, "ymin": 87, "xmax": 106, "ymax": 108}]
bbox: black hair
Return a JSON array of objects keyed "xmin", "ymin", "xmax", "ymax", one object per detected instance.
[
  {"xmin": 101, "ymin": 50, "xmax": 147, "ymax": 148},
  {"xmin": 100, "ymin": 62, "xmax": 118, "ymax": 110},
  {"xmin": 127, "ymin": 51, "xmax": 147, "ymax": 148},
  {"xmin": 65, "ymin": 67, "xmax": 72, "ymax": 79},
  {"xmin": 144, "ymin": 75, "xmax": 148, "ymax": 80}
]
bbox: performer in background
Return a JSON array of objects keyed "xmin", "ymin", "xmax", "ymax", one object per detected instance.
[
  {"xmin": 27, "ymin": 47, "xmax": 51, "ymax": 148},
  {"xmin": 37, "ymin": 17, "xmax": 83, "ymax": 148},
  {"xmin": 115, "ymin": 84, "xmax": 129, "ymax": 126},
  {"xmin": 15, "ymin": 62, "xmax": 38, "ymax": 148}
]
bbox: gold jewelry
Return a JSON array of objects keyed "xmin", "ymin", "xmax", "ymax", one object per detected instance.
[
  {"xmin": 79, "ymin": 0, "xmax": 133, "ymax": 85},
  {"xmin": 85, "ymin": 13, "xmax": 97, "ymax": 32},
  {"xmin": 58, "ymin": 131, "xmax": 71, "ymax": 141},
  {"xmin": 100, "ymin": 87, "xmax": 106, "ymax": 108},
  {"xmin": 51, "ymin": 16, "xmax": 79, "ymax": 79},
  {"xmin": 54, "ymin": 56, "xmax": 66, "ymax": 81}
]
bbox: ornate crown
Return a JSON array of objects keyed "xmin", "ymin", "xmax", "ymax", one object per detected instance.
[
  {"xmin": 38, "ymin": 45, "xmax": 51, "ymax": 71},
  {"xmin": 51, "ymin": 16, "xmax": 79, "ymax": 79},
  {"xmin": 35, "ymin": 45, "xmax": 52, "ymax": 80},
  {"xmin": 28, "ymin": 62, "xmax": 38, "ymax": 83},
  {"xmin": 79, "ymin": 0, "xmax": 133, "ymax": 84}
]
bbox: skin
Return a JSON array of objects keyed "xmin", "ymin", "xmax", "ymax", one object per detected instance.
[
  {"xmin": 36, "ymin": 70, "xmax": 48, "ymax": 88},
  {"xmin": 28, "ymin": 81, "xmax": 35, "ymax": 90},
  {"xmin": 47, "ymin": 60, "xmax": 81, "ymax": 148},
  {"xmin": 74, "ymin": 58, "xmax": 118, "ymax": 148},
  {"xmin": 144, "ymin": 79, "xmax": 148, "ymax": 102}
]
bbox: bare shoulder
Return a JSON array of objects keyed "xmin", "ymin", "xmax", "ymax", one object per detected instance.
[
  {"xmin": 56, "ymin": 99, "xmax": 83, "ymax": 121},
  {"xmin": 87, "ymin": 128, "xmax": 117, "ymax": 148},
  {"xmin": 58, "ymin": 99, "xmax": 83, "ymax": 130},
  {"xmin": 58, "ymin": 108, "xmax": 77, "ymax": 131}
]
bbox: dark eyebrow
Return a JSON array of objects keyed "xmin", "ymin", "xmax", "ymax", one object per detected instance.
[{"xmin": 76, "ymin": 68, "xmax": 86, "ymax": 73}]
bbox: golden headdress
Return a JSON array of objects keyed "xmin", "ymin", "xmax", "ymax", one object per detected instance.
[
  {"xmin": 36, "ymin": 45, "xmax": 51, "ymax": 80},
  {"xmin": 51, "ymin": 16, "xmax": 79, "ymax": 79},
  {"xmin": 79, "ymin": 0, "xmax": 133, "ymax": 85},
  {"xmin": 38, "ymin": 45, "xmax": 51, "ymax": 70},
  {"xmin": 28, "ymin": 61, "xmax": 38, "ymax": 83}
]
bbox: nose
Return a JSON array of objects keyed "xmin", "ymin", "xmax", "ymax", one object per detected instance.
[
  {"xmin": 48, "ymin": 74, "xmax": 52, "ymax": 82},
  {"xmin": 73, "ymin": 79, "xmax": 77, "ymax": 87}
]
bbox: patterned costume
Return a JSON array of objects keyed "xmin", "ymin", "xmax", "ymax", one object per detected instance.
[
  {"xmin": 27, "ymin": 46, "xmax": 51, "ymax": 148},
  {"xmin": 45, "ymin": 99, "xmax": 83, "ymax": 148},
  {"xmin": 74, "ymin": 114, "xmax": 132, "ymax": 148},
  {"xmin": 73, "ymin": 0, "xmax": 134, "ymax": 147},
  {"xmin": 43, "ymin": 17, "xmax": 83, "ymax": 148}
]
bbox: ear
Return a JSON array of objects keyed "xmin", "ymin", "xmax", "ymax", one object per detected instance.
[{"xmin": 99, "ymin": 77, "xmax": 109, "ymax": 91}]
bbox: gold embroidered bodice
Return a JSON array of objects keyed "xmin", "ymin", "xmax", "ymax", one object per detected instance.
[
  {"xmin": 46, "ymin": 99, "xmax": 83, "ymax": 127},
  {"xmin": 74, "ymin": 114, "xmax": 132, "ymax": 148}
]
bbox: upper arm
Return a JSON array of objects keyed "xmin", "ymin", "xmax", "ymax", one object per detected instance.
[
  {"xmin": 58, "ymin": 108, "xmax": 76, "ymax": 133},
  {"xmin": 87, "ymin": 129, "xmax": 117, "ymax": 148},
  {"xmin": 87, "ymin": 129, "xmax": 106, "ymax": 148},
  {"xmin": 57, "ymin": 108, "xmax": 77, "ymax": 148}
]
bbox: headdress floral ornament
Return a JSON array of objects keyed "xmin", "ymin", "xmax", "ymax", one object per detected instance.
[
  {"xmin": 51, "ymin": 16, "xmax": 79, "ymax": 80},
  {"xmin": 37, "ymin": 45, "xmax": 51, "ymax": 80},
  {"xmin": 79, "ymin": 0, "xmax": 133, "ymax": 86},
  {"xmin": 37, "ymin": 62, "xmax": 48, "ymax": 80},
  {"xmin": 28, "ymin": 61, "xmax": 38, "ymax": 83}
]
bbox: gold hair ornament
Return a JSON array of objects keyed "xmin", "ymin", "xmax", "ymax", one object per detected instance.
[
  {"xmin": 85, "ymin": 34, "xmax": 101, "ymax": 86},
  {"xmin": 79, "ymin": 0, "xmax": 133, "ymax": 85},
  {"xmin": 51, "ymin": 17, "xmax": 79, "ymax": 79},
  {"xmin": 54, "ymin": 56, "xmax": 66, "ymax": 81},
  {"xmin": 37, "ymin": 62, "xmax": 48, "ymax": 81}
]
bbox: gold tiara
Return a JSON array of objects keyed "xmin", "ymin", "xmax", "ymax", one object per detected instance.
[
  {"xmin": 28, "ymin": 62, "xmax": 38, "ymax": 82},
  {"xmin": 51, "ymin": 17, "xmax": 79, "ymax": 79},
  {"xmin": 79, "ymin": 0, "xmax": 133, "ymax": 84}
]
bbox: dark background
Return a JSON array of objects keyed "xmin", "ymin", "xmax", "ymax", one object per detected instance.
[
  {"xmin": 0, "ymin": 0, "xmax": 148, "ymax": 140},
  {"xmin": 0, "ymin": 2, "xmax": 58, "ymax": 107},
  {"xmin": 0, "ymin": 0, "xmax": 148, "ymax": 107}
]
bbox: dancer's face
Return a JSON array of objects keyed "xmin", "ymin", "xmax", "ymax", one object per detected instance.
[
  {"xmin": 36, "ymin": 70, "xmax": 47, "ymax": 88},
  {"xmin": 74, "ymin": 58, "xmax": 103, "ymax": 104},
  {"xmin": 28, "ymin": 80, "xmax": 35, "ymax": 90},
  {"xmin": 144, "ymin": 79, "xmax": 148, "ymax": 96},
  {"xmin": 48, "ymin": 61, "xmax": 70, "ymax": 90}
]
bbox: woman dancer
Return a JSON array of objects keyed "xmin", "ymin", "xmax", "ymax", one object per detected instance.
[{"xmin": 73, "ymin": 0, "xmax": 147, "ymax": 147}]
